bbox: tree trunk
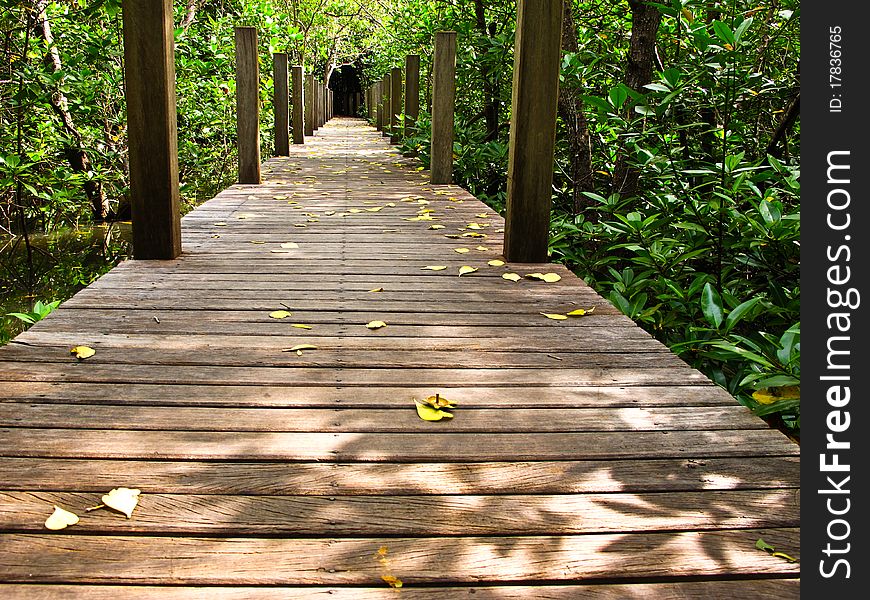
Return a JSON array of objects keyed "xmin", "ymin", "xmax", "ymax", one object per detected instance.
[
  {"xmin": 611, "ymin": 0, "xmax": 662, "ymax": 197},
  {"xmin": 557, "ymin": 3, "xmax": 595, "ymax": 213},
  {"xmin": 32, "ymin": 0, "xmax": 113, "ymax": 221},
  {"xmin": 472, "ymin": 0, "xmax": 500, "ymax": 142},
  {"xmin": 179, "ymin": 0, "xmax": 202, "ymax": 32}
]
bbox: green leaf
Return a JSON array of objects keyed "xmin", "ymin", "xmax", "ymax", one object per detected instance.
[
  {"xmin": 723, "ymin": 297, "xmax": 760, "ymax": 333},
  {"xmin": 700, "ymin": 283, "xmax": 724, "ymax": 328},
  {"xmin": 755, "ymin": 538, "xmax": 775, "ymax": 553},
  {"xmin": 712, "ymin": 20, "xmax": 736, "ymax": 46}
]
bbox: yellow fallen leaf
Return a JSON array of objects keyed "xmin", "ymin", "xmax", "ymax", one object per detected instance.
[
  {"xmin": 461, "ymin": 232, "xmax": 487, "ymax": 238},
  {"xmin": 270, "ymin": 249, "xmax": 292, "ymax": 254},
  {"xmin": 567, "ymin": 307, "xmax": 595, "ymax": 317},
  {"xmin": 476, "ymin": 246, "xmax": 489, "ymax": 251},
  {"xmin": 250, "ymin": 240, "xmax": 266, "ymax": 244},
  {"xmin": 541, "ymin": 313, "xmax": 568, "ymax": 320},
  {"xmin": 369, "ymin": 288, "xmax": 384, "ymax": 293},
  {"xmin": 366, "ymin": 320, "xmax": 387, "ymax": 330},
  {"xmin": 45, "ymin": 505, "xmax": 79, "ymax": 530},
  {"xmin": 269, "ymin": 310, "xmax": 292, "ymax": 319},
  {"xmin": 293, "ymin": 223, "xmax": 307, "ymax": 228},
  {"xmin": 290, "ymin": 324, "xmax": 312, "ymax": 330},
  {"xmin": 213, "ymin": 222, "xmax": 227, "ymax": 226},
  {"xmin": 458, "ymin": 266, "xmax": 478, "ymax": 277},
  {"xmin": 284, "ymin": 344, "xmax": 317, "ymax": 353},
  {"xmin": 476, "ymin": 213, "xmax": 491, "ymax": 218},
  {"xmin": 348, "ymin": 208, "xmax": 362, "ymax": 213},
  {"xmin": 324, "ymin": 210, "xmax": 336, "ymax": 216},
  {"xmin": 453, "ymin": 247, "xmax": 470, "ymax": 254},
  {"xmin": 428, "ymin": 224, "xmax": 446, "ymax": 230},
  {"xmin": 502, "ymin": 273, "xmax": 521, "ymax": 282},
  {"xmin": 526, "ymin": 272, "xmax": 562, "ymax": 283},
  {"xmin": 424, "ymin": 393, "xmax": 457, "ymax": 409},
  {"xmin": 415, "ymin": 400, "xmax": 453, "ymax": 421},
  {"xmin": 70, "ymin": 346, "xmax": 96, "ymax": 360},
  {"xmin": 752, "ymin": 385, "xmax": 800, "ymax": 405},
  {"xmin": 382, "ymin": 575, "xmax": 403, "ymax": 588},
  {"xmin": 102, "ymin": 487, "xmax": 141, "ymax": 518},
  {"xmin": 488, "ymin": 260, "xmax": 505, "ymax": 267},
  {"xmin": 280, "ymin": 242, "xmax": 299, "ymax": 249},
  {"xmin": 422, "ymin": 265, "xmax": 448, "ymax": 271},
  {"xmin": 366, "ymin": 206, "xmax": 383, "ymax": 212}
]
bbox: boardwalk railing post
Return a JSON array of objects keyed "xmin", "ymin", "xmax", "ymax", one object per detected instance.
[
  {"xmin": 503, "ymin": 0, "xmax": 563, "ymax": 263},
  {"xmin": 304, "ymin": 73, "xmax": 314, "ymax": 136},
  {"xmin": 430, "ymin": 31, "xmax": 457, "ymax": 184},
  {"xmin": 404, "ymin": 54, "xmax": 420, "ymax": 142},
  {"xmin": 291, "ymin": 65, "xmax": 304, "ymax": 144},
  {"xmin": 273, "ymin": 52, "xmax": 289, "ymax": 155},
  {"xmin": 390, "ymin": 66, "xmax": 402, "ymax": 144},
  {"xmin": 235, "ymin": 26, "xmax": 261, "ymax": 184},
  {"xmin": 121, "ymin": 0, "xmax": 181, "ymax": 260},
  {"xmin": 382, "ymin": 73, "xmax": 391, "ymax": 138},
  {"xmin": 375, "ymin": 81, "xmax": 383, "ymax": 131}
]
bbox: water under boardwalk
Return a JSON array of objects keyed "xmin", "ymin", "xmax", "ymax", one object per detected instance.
[{"xmin": 0, "ymin": 118, "xmax": 799, "ymax": 597}]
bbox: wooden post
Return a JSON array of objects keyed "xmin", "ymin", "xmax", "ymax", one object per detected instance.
[
  {"xmin": 291, "ymin": 65, "xmax": 304, "ymax": 144},
  {"xmin": 121, "ymin": 0, "xmax": 181, "ymax": 260},
  {"xmin": 375, "ymin": 82, "xmax": 383, "ymax": 130},
  {"xmin": 430, "ymin": 31, "xmax": 456, "ymax": 184},
  {"xmin": 304, "ymin": 73, "xmax": 314, "ymax": 136},
  {"xmin": 273, "ymin": 53, "xmax": 289, "ymax": 155},
  {"xmin": 404, "ymin": 54, "xmax": 420, "ymax": 140},
  {"xmin": 390, "ymin": 66, "xmax": 402, "ymax": 144},
  {"xmin": 503, "ymin": 0, "xmax": 563, "ymax": 263},
  {"xmin": 313, "ymin": 81, "xmax": 320, "ymax": 131},
  {"xmin": 234, "ymin": 26, "xmax": 260, "ymax": 184},
  {"xmin": 382, "ymin": 73, "xmax": 391, "ymax": 137}
]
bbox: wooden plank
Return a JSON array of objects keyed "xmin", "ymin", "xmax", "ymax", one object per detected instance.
[
  {"xmin": 273, "ymin": 53, "xmax": 289, "ymax": 155},
  {"xmin": 0, "ymin": 382, "xmax": 740, "ymax": 409},
  {"xmin": 0, "ymin": 456, "xmax": 800, "ymax": 494},
  {"xmin": 0, "ymin": 529, "xmax": 800, "ymax": 584},
  {"xmin": 405, "ymin": 55, "xmax": 420, "ymax": 141},
  {"xmin": 121, "ymin": 0, "xmax": 182, "ymax": 260},
  {"xmin": 0, "ymin": 581, "xmax": 802, "ymax": 600},
  {"xmin": 0, "ymin": 428, "xmax": 799, "ymax": 461},
  {"xmin": 291, "ymin": 65, "xmax": 304, "ymax": 144},
  {"xmin": 234, "ymin": 27, "xmax": 260, "ymax": 184},
  {"xmin": 0, "ymin": 490, "xmax": 798, "ymax": 535},
  {"xmin": 0, "ymin": 363, "xmax": 716, "ymax": 387},
  {"xmin": 430, "ymin": 31, "xmax": 457, "ymax": 183},
  {"xmin": 0, "ymin": 405, "xmax": 768, "ymax": 433}
]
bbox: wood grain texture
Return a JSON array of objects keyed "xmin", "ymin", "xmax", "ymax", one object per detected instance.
[
  {"xmin": 0, "ymin": 119, "xmax": 799, "ymax": 595},
  {"xmin": 290, "ymin": 65, "xmax": 304, "ymax": 144},
  {"xmin": 404, "ymin": 54, "xmax": 420, "ymax": 139},
  {"xmin": 430, "ymin": 32, "xmax": 457, "ymax": 183},
  {"xmin": 390, "ymin": 66, "xmax": 402, "ymax": 143},
  {"xmin": 304, "ymin": 73, "xmax": 314, "ymax": 136},
  {"xmin": 234, "ymin": 27, "xmax": 260, "ymax": 184},
  {"xmin": 504, "ymin": 0, "xmax": 563, "ymax": 262},
  {"xmin": 121, "ymin": 0, "xmax": 181, "ymax": 259},
  {"xmin": 272, "ymin": 53, "xmax": 289, "ymax": 155}
]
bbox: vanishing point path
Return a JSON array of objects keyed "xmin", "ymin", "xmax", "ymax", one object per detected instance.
[{"xmin": 0, "ymin": 118, "xmax": 799, "ymax": 597}]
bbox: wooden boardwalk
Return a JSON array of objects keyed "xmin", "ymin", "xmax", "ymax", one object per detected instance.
[{"xmin": 0, "ymin": 118, "xmax": 799, "ymax": 597}]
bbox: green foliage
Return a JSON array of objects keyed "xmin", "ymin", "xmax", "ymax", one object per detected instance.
[{"xmin": 6, "ymin": 299, "xmax": 61, "ymax": 325}]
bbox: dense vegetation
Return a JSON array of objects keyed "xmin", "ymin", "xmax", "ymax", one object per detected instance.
[{"xmin": 1, "ymin": 0, "xmax": 800, "ymax": 437}]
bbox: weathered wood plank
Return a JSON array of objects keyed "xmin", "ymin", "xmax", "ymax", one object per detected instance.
[
  {"xmin": 0, "ymin": 428, "xmax": 799, "ymax": 460},
  {"xmin": 0, "ymin": 405, "xmax": 767, "ymax": 433},
  {"xmin": 0, "ymin": 456, "xmax": 800, "ymax": 494},
  {"xmin": 0, "ymin": 490, "xmax": 798, "ymax": 535},
  {"xmin": 234, "ymin": 27, "xmax": 260, "ymax": 184},
  {"xmin": 0, "ymin": 382, "xmax": 738, "ymax": 408},
  {"xmin": 0, "ymin": 581, "xmax": 803, "ymax": 600},
  {"xmin": 0, "ymin": 529, "xmax": 801, "ymax": 584}
]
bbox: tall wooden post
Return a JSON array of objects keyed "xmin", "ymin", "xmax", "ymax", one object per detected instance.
[
  {"xmin": 382, "ymin": 73, "xmax": 391, "ymax": 137},
  {"xmin": 503, "ymin": 0, "xmax": 563, "ymax": 262},
  {"xmin": 430, "ymin": 31, "xmax": 456, "ymax": 184},
  {"xmin": 375, "ymin": 82, "xmax": 383, "ymax": 130},
  {"xmin": 404, "ymin": 54, "xmax": 420, "ymax": 140},
  {"xmin": 121, "ymin": 0, "xmax": 181, "ymax": 260},
  {"xmin": 273, "ymin": 53, "xmax": 289, "ymax": 155},
  {"xmin": 234, "ymin": 26, "xmax": 260, "ymax": 184},
  {"xmin": 291, "ymin": 65, "xmax": 304, "ymax": 144},
  {"xmin": 390, "ymin": 67, "xmax": 402, "ymax": 144},
  {"xmin": 304, "ymin": 73, "xmax": 314, "ymax": 136}
]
